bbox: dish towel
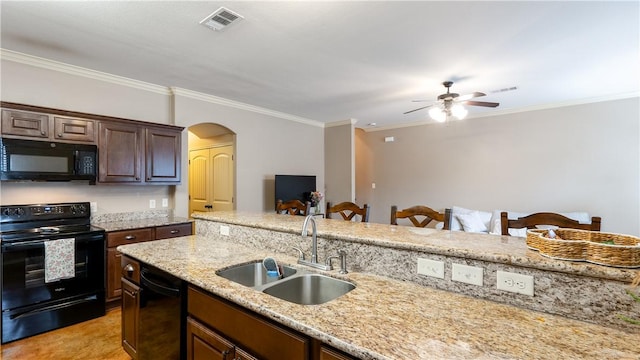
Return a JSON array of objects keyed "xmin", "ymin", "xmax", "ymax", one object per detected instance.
[{"xmin": 44, "ymin": 238, "xmax": 76, "ymax": 283}]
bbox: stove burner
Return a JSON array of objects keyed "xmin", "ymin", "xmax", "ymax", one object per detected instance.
[{"xmin": 38, "ymin": 226, "xmax": 60, "ymax": 234}]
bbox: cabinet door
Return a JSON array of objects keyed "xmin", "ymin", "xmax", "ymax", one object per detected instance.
[
  {"xmin": 145, "ymin": 126, "xmax": 182, "ymax": 183},
  {"xmin": 53, "ymin": 116, "xmax": 95, "ymax": 143},
  {"xmin": 1, "ymin": 109, "xmax": 49, "ymax": 138},
  {"xmin": 107, "ymin": 248, "xmax": 122, "ymax": 301},
  {"xmin": 99, "ymin": 121, "xmax": 143, "ymax": 183},
  {"xmin": 187, "ymin": 317, "xmax": 235, "ymax": 360},
  {"xmin": 320, "ymin": 346, "xmax": 356, "ymax": 360},
  {"xmin": 122, "ymin": 278, "xmax": 140, "ymax": 360}
]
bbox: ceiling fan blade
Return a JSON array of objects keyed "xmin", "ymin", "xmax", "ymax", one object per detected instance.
[
  {"xmin": 490, "ymin": 86, "xmax": 518, "ymax": 94},
  {"xmin": 457, "ymin": 92, "xmax": 486, "ymax": 101},
  {"xmin": 403, "ymin": 104, "xmax": 434, "ymax": 114},
  {"xmin": 411, "ymin": 99, "xmax": 432, "ymax": 103},
  {"xmin": 465, "ymin": 100, "xmax": 499, "ymax": 108}
]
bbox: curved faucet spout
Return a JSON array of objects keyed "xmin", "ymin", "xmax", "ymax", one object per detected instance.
[{"xmin": 302, "ymin": 215, "xmax": 318, "ymax": 263}]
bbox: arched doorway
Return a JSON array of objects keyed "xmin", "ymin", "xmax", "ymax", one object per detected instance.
[{"xmin": 188, "ymin": 123, "xmax": 236, "ymax": 215}]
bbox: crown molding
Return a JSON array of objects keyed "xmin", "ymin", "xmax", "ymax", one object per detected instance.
[
  {"xmin": 170, "ymin": 87, "xmax": 323, "ymax": 128},
  {"xmin": 1, "ymin": 49, "xmax": 324, "ymax": 127},
  {"xmin": 0, "ymin": 49, "xmax": 171, "ymax": 95},
  {"xmin": 325, "ymin": 118, "xmax": 357, "ymax": 128}
]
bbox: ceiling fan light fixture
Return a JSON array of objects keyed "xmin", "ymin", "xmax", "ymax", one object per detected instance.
[
  {"xmin": 429, "ymin": 107, "xmax": 446, "ymax": 122},
  {"xmin": 451, "ymin": 104, "xmax": 468, "ymax": 120}
]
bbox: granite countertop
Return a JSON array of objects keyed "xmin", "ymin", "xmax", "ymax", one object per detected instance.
[
  {"xmin": 118, "ymin": 234, "xmax": 640, "ymax": 360},
  {"xmin": 93, "ymin": 216, "xmax": 192, "ymax": 232},
  {"xmin": 191, "ymin": 211, "xmax": 638, "ymax": 282}
]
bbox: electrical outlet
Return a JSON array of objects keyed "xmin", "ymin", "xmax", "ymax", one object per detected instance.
[
  {"xmin": 149, "ymin": 199, "xmax": 156, "ymax": 209},
  {"xmin": 220, "ymin": 225, "xmax": 230, "ymax": 236},
  {"xmin": 417, "ymin": 258, "xmax": 445, "ymax": 279},
  {"xmin": 90, "ymin": 202, "xmax": 98, "ymax": 213},
  {"xmin": 496, "ymin": 270, "xmax": 534, "ymax": 296},
  {"xmin": 162, "ymin": 198, "xmax": 168, "ymax": 207},
  {"xmin": 451, "ymin": 263, "xmax": 483, "ymax": 286}
]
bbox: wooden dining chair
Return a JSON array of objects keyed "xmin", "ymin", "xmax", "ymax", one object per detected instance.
[
  {"xmin": 276, "ymin": 199, "xmax": 311, "ymax": 216},
  {"xmin": 500, "ymin": 212, "xmax": 601, "ymax": 235},
  {"xmin": 391, "ymin": 205, "xmax": 450, "ymax": 229},
  {"xmin": 326, "ymin": 201, "xmax": 370, "ymax": 222}
]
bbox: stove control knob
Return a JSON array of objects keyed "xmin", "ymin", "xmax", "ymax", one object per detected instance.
[
  {"xmin": 71, "ymin": 204, "xmax": 87, "ymax": 215},
  {"xmin": 2, "ymin": 208, "xmax": 12, "ymax": 217},
  {"xmin": 15, "ymin": 208, "xmax": 25, "ymax": 216}
]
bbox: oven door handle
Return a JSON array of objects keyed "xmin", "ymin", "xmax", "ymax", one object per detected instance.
[{"xmin": 1, "ymin": 235, "xmax": 102, "ymax": 252}]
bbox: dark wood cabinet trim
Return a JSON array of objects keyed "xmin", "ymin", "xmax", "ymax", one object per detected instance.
[{"xmin": 1, "ymin": 101, "xmax": 184, "ymax": 132}]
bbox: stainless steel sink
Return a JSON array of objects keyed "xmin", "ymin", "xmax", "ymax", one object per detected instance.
[
  {"xmin": 262, "ymin": 274, "xmax": 355, "ymax": 305},
  {"xmin": 216, "ymin": 260, "xmax": 297, "ymax": 287}
]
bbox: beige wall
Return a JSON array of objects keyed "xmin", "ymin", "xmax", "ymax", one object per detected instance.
[
  {"xmin": 324, "ymin": 121, "xmax": 354, "ymax": 207},
  {"xmin": 172, "ymin": 93, "xmax": 324, "ymax": 217},
  {"xmin": 358, "ymin": 97, "xmax": 640, "ymax": 236},
  {"xmin": 0, "ymin": 57, "xmax": 325, "ymax": 218}
]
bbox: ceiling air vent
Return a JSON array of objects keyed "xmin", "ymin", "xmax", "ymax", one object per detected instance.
[{"xmin": 200, "ymin": 7, "xmax": 244, "ymax": 31}]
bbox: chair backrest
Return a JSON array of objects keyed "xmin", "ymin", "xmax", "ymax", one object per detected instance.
[
  {"xmin": 276, "ymin": 199, "xmax": 311, "ymax": 216},
  {"xmin": 500, "ymin": 211, "xmax": 601, "ymax": 235},
  {"xmin": 326, "ymin": 201, "xmax": 370, "ymax": 222},
  {"xmin": 391, "ymin": 205, "xmax": 449, "ymax": 229}
]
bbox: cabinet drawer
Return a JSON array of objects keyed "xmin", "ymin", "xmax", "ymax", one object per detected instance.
[
  {"xmin": 53, "ymin": 116, "xmax": 95, "ymax": 143},
  {"xmin": 121, "ymin": 255, "xmax": 141, "ymax": 284},
  {"xmin": 155, "ymin": 223, "xmax": 192, "ymax": 240},
  {"xmin": 188, "ymin": 286, "xmax": 309, "ymax": 360},
  {"xmin": 1, "ymin": 109, "xmax": 49, "ymax": 138},
  {"xmin": 107, "ymin": 228, "xmax": 154, "ymax": 247}
]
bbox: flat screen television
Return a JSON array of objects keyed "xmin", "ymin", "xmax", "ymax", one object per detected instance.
[{"xmin": 275, "ymin": 175, "xmax": 316, "ymax": 205}]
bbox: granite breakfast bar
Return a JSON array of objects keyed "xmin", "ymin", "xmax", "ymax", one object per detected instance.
[{"xmin": 117, "ymin": 211, "xmax": 640, "ymax": 359}]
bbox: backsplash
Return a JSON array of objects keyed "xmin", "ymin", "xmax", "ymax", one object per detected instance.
[{"xmin": 91, "ymin": 209, "xmax": 173, "ymax": 223}]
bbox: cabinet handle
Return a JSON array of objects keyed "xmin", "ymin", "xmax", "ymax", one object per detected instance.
[
  {"xmin": 170, "ymin": 230, "xmax": 179, "ymax": 234},
  {"xmin": 41, "ymin": 131, "xmax": 46, "ymax": 135},
  {"xmin": 222, "ymin": 349, "xmax": 231, "ymax": 359},
  {"xmin": 124, "ymin": 235, "xmax": 136, "ymax": 240},
  {"xmin": 135, "ymin": 177, "xmax": 140, "ymax": 181},
  {"xmin": 124, "ymin": 264, "xmax": 135, "ymax": 277},
  {"xmin": 57, "ymin": 133, "xmax": 62, "ymax": 137}
]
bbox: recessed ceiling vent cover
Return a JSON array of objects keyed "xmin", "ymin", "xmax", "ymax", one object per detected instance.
[{"xmin": 200, "ymin": 7, "xmax": 244, "ymax": 31}]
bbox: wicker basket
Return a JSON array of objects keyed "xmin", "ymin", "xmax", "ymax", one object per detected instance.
[{"xmin": 526, "ymin": 229, "xmax": 640, "ymax": 268}]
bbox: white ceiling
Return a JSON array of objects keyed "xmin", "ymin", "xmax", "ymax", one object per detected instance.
[{"xmin": 1, "ymin": 1, "xmax": 638, "ymax": 129}]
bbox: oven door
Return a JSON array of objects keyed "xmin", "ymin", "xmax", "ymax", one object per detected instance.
[{"xmin": 1, "ymin": 231, "xmax": 105, "ymax": 311}]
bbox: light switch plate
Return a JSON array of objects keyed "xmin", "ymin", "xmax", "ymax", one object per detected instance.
[
  {"xmin": 162, "ymin": 198, "xmax": 168, "ymax": 207},
  {"xmin": 417, "ymin": 258, "xmax": 445, "ymax": 279},
  {"xmin": 451, "ymin": 263, "xmax": 483, "ymax": 286},
  {"xmin": 149, "ymin": 199, "xmax": 156, "ymax": 209},
  {"xmin": 220, "ymin": 225, "xmax": 230, "ymax": 236}
]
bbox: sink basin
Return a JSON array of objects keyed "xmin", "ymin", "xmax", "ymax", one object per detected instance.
[
  {"xmin": 262, "ymin": 274, "xmax": 355, "ymax": 305},
  {"xmin": 216, "ymin": 260, "xmax": 297, "ymax": 287}
]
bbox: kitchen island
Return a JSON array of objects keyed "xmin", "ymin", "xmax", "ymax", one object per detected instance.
[{"xmin": 117, "ymin": 211, "xmax": 640, "ymax": 360}]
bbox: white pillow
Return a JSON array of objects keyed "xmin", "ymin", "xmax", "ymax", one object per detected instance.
[
  {"xmin": 450, "ymin": 206, "xmax": 492, "ymax": 232},
  {"xmin": 456, "ymin": 212, "xmax": 489, "ymax": 233},
  {"xmin": 508, "ymin": 227, "xmax": 528, "ymax": 237}
]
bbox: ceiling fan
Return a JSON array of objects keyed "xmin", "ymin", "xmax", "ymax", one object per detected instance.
[{"xmin": 403, "ymin": 81, "xmax": 500, "ymax": 122}]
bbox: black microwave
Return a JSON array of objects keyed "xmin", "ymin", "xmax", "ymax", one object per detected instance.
[{"xmin": 0, "ymin": 138, "xmax": 97, "ymax": 184}]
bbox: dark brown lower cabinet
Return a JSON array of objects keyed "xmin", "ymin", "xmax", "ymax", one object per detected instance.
[
  {"xmin": 187, "ymin": 317, "xmax": 257, "ymax": 360},
  {"xmin": 188, "ymin": 286, "xmax": 309, "ymax": 360},
  {"xmin": 319, "ymin": 346, "xmax": 356, "ymax": 360},
  {"xmin": 121, "ymin": 278, "xmax": 140, "ymax": 360}
]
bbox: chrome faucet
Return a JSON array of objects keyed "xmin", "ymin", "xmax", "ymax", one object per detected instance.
[{"xmin": 297, "ymin": 215, "xmax": 332, "ymax": 271}]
